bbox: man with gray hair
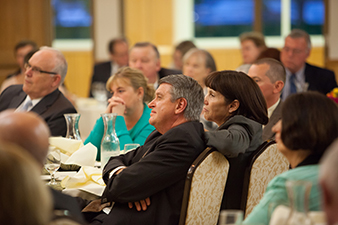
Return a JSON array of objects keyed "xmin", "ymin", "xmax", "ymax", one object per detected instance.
[
  {"xmin": 248, "ymin": 58, "xmax": 285, "ymax": 140},
  {"xmin": 280, "ymin": 29, "xmax": 337, "ymax": 100},
  {"xmin": 86, "ymin": 75, "xmax": 206, "ymax": 225},
  {"xmin": 319, "ymin": 139, "xmax": 338, "ymax": 225},
  {"xmin": 0, "ymin": 46, "xmax": 76, "ymax": 137}
]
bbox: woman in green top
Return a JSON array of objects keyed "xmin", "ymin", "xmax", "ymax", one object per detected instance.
[{"xmin": 84, "ymin": 67, "xmax": 155, "ymax": 160}]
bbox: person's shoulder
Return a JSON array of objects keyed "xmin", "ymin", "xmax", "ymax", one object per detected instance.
[
  {"xmin": 94, "ymin": 61, "xmax": 111, "ymax": 69},
  {"xmin": 165, "ymin": 121, "xmax": 205, "ymax": 140},
  {"xmin": 306, "ymin": 63, "xmax": 335, "ymax": 75},
  {"xmin": 1, "ymin": 84, "xmax": 23, "ymax": 95}
]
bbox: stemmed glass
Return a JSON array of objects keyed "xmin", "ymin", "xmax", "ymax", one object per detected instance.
[{"xmin": 45, "ymin": 147, "xmax": 61, "ymax": 186}]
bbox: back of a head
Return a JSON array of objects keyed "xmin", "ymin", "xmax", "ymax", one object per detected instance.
[
  {"xmin": 0, "ymin": 141, "xmax": 52, "ymax": 225},
  {"xmin": 281, "ymin": 92, "xmax": 338, "ymax": 155},
  {"xmin": 239, "ymin": 31, "xmax": 266, "ymax": 48},
  {"xmin": 253, "ymin": 58, "xmax": 286, "ymax": 83},
  {"xmin": 0, "ymin": 110, "xmax": 50, "ymax": 166},
  {"xmin": 159, "ymin": 74, "xmax": 204, "ymax": 121},
  {"xmin": 205, "ymin": 70, "xmax": 268, "ymax": 125},
  {"xmin": 106, "ymin": 66, "xmax": 155, "ymax": 103},
  {"xmin": 257, "ymin": 48, "xmax": 281, "ymax": 62}
]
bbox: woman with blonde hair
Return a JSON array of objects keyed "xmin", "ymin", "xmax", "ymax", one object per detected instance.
[
  {"xmin": 0, "ymin": 141, "xmax": 52, "ymax": 225},
  {"xmin": 85, "ymin": 67, "xmax": 156, "ymax": 160}
]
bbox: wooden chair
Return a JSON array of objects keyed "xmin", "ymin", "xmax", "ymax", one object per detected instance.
[
  {"xmin": 179, "ymin": 147, "xmax": 229, "ymax": 225},
  {"xmin": 241, "ymin": 140, "xmax": 289, "ymax": 218}
]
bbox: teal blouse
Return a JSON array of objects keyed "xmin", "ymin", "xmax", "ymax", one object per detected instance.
[
  {"xmin": 243, "ymin": 165, "xmax": 321, "ymax": 225},
  {"xmin": 84, "ymin": 103, "xmax": 155, "ymax": 160}
]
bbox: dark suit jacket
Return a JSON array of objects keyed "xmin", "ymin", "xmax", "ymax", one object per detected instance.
[
  {"xmin": 92, "ymin": 121, "xmax": 205, "ymax": 225},
  {"xmin": 0, "ymin": 85, "xmax": 77, "ymax": 137},
  {"xmin": 262, "ymin": 100, "xmax": 282, "ymax": 141},
  {"xmin": 51, "ymin": 188, "xmax": 85, "ymax": 223},
  {"xmin": 158, "ymin": 67, "xmax": 181, "ymax": 79},
  {"xmin": 305, "ymin": 63, "xmax": 337, "ymax": 94},
  {"xmin": 89, "ymin": 61, "xmax": 112, "ymax": 98}
]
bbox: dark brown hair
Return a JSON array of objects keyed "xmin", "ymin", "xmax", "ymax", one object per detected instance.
[
  {"xmin": 281, "ymin": 92, "xmax": 338, "ymax": 155},
  {"xmin": 205, "ymin": 70, "xmax": 268, "ymax": 125},
  {"xmin": 108, "ymin": 37, "xmax": 128, "ymax": 54}
]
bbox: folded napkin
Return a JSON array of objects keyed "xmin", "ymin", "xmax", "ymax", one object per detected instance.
[
  {"xmin": 49, "ymin": 137, "xmax": 83, "ymax": 155},
  {"xmin": 49, "ymin": 137, "xmax": 97, "ymax": 167},
  {"xmin": 61, "ymin": 166, "xmax": 106, "ymax": 196}
]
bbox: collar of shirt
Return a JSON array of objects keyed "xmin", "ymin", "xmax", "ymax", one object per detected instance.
[
  {"xmin": 268, "ymin": 98, "xmax": 280, "ymax": 119},
  {"xmin": 16, "ymin": 96, "xmax": 42, "ymax": 112},
  {"xmin": 111, "ymin": 61, "xmax": 120, "ymax": 76},
  {"xmin": 153, "ymin": 74, "xmax": 160, "ymax": 89}
]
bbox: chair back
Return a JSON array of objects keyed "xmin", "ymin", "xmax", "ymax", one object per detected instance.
[
  {"xmin": 179, "ymin": 147, "xmax": 229, "ymax": 225},
  {"xmin": 242, "ymin": 141, "xmax": 289, "ymax": 217}
]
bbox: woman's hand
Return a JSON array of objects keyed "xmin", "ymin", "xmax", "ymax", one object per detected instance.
[{"xmin": 105, "ymin": 97, "xmax": 126, "ymax": 116}]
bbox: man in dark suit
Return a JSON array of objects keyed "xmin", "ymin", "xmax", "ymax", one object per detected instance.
[
  {"xmin": 281, "ymin": 29, "xmax": 337, "ymax": 100},
  {"xmin": 0, "ymin": 47, "xmax": 76, "ymax": 137},
  {"xmin": 129, "ymin": 42, "xmax": 181, "ymax": 89},
  {"xmin": 0, "ymin": 110, "xmax": 84, "ymax": 223},
  {"xmin": 84, "ymin": 75, "xmax": 206, "ymax": 225},
  {"xmin": 248, "ymin": 58, "xmax": 285, "ymax": 141},
  {"xmin": 89, "ymin": 37, "xmax": 129, "ymax": 97}
]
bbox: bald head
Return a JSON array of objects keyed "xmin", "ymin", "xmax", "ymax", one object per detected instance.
[{"xmin": 0, "ymin": 110, "xmax": 50, "ymax": 167}]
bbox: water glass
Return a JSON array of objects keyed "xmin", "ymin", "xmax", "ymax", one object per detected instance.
[
  {"xmin": 123, "ymin": 143, "xmax": 140, "ymax": 154},
  {"xmin": 219, "ymin": 210, "xmax": 243, "ymax": 225},
  {"xmin": 45, "ymin": 147, "xmax": 61, "ymax": 186}
]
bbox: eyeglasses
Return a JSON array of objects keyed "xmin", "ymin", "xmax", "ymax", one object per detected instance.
[
  {"xmin": 282, "ymin": 47, "xmax": 305, "ymax": 55},
  {"xmin": 24, "ymin": 63, "xmax": 58, "ymax": 75}
]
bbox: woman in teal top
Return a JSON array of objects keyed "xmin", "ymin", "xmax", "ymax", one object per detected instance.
[
  {"xmin": 244, "ymin": 92, "xmax": 338, "ymax": 225},
  {"xmin": 84, "ymin": 67, "xmax": 155, "ymax": 160}
]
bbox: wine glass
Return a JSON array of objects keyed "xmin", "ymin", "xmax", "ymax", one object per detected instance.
[
  {"xmin": 218, "ymin": 210, "xmax": 243, "ymax": 225},
  {"xmin": 91, "ymin": 82, "xmax": 108, "ymax": 104},
  {"xmin": 45, "ymin": 147, "xmax": 61, "ymax": 186}
]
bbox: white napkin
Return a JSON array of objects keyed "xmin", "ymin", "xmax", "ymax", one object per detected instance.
[
  {"xmin": 270, "ymin": 205, "xmax": 326, "ymax": 225},
  {"xmin": 61, "ymin": 166, "xmax": 106, "ymax": 196},
  {"xmin": 49, "ymin": 137, "xmax": 83, "ymax": 155},
  {"xmin": 63, "ymin": 143, "xmax": 97, "ymax": 167}
]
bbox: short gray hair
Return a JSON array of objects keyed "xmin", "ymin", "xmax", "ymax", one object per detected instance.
[
  {"xmin": 253, "ymin": 58, "xmax": 286, "ymax": 84},
  {"xmin": 159, "ymin": 75, "xmax": 204, "ymax": 121},
  {"xmin": 183, "ymin": 48, "xmax": 217, "ymax": 72},
  {"xmin": 39, "ymin": 46, "xmax": 68, "ymax": 84},
  {"xmin": 287, "ymin": 29, "xmax": 312, "ymax": 50}
]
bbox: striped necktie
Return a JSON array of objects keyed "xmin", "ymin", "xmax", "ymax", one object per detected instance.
[
  {"xmin": 289, "ymin": 74, "xmax": 297, "ymax": 94},
  {"xmin": 20, "ymin": 100, "xmax": 33, "ymax": 112}
]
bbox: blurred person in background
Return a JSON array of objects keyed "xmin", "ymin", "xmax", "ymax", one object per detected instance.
[
  {"xmin": 85, "ymin": 67, "xmax": 155, "ymax": 160},
  {"xmin": 237, "ymin": 31, "xmax": 267, "ymax": 73},
  {"xmin": 172, "ymin": 40, "xmax": 196, "ymax": 70},
  {"xmin": 257, "ymin": 47, "xmax": 281, "ymax": 62},
  {"xmin": 280, "ymin": 29, "xmax": 337, "ymax": 100},
  {"xmin": 204, "ymin": 70, "xmax": 268, "ymax": 209},
  {"xmin": 244, "ymin": 92, "xmax": 338, "ymax": 225},
  {"xmin": 248, "ymin": 58, "xmax": 285, "ymax": 141},
  {"xmin": 319, "ymin": 139, "xmax": 338, "ymax": 225},
  {"xmin": 129, "ymin": 42, "xmax": 181, "ymax": 89},
  {"xmin": 0, "ymin": 141, "xmax": 52, "ymax": 225},
  {"xmin": 89, "ymin": 37, "xmax": 129, "ymax": 98},
  {"xmin": 1, "ymin": 49, "xmax": 38, "ymax": 93},
  {"xmin": 183, "ymin": 48, "xmax": 217, "ymax": 130}
]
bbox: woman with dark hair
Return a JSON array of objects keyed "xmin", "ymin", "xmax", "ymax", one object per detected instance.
[
  {"xmin": 244, "ymin": 92, "xmax": 338, "ymax": 225},
  {"xmin": 204, "ymin": 70, "xmax": 268, "ymax": 209}
]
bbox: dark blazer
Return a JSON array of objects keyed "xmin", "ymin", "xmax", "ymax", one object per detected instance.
[
  {"xmin": 92, "ymin": 121, "xmax": 205, "ymax": 225},
  {"xmin": 89, "ymin": 61, "xmax": 112, "ymax": 98},
  {"xmin": 50, "ymin": 188, "xmax": 85, "ymax": 223},
  {"xmin": 305, "ymin": 63, "xmax": 337, "ymax": 94},
  {"xmin": 158, "ymin": 67, "xmax": 181, "ymax": 79},
  {"xmin": 262, "ymin": 100, "xmax": 282, "ymax": 141},
  {"xmin": 0, "ymin": 85, "xmax": 77, "ymax": 137}
]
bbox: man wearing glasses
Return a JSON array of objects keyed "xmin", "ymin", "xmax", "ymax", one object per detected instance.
[
  {"xmin": 0, "ymin": 46, "xmax": 76, "ymax": 137},
  {"xmin": 280, "ymin": 29, "xmax": 337, "ymax": 100}
]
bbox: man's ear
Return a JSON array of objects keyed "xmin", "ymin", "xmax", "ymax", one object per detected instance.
[
  {"xmin": 273, "ymin": 80, "xmax": 284, "ymax": 94},
  {"xmin": 175, "ymin": 98, "xmax": 187, "ymax": 114},
  {"xmin": 52, "ymin": 74, "xmax": 62, "ymax": 88},
  {"xmin": 229, "ymin": 99, "xmax": 240, "ymax": 113}
]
